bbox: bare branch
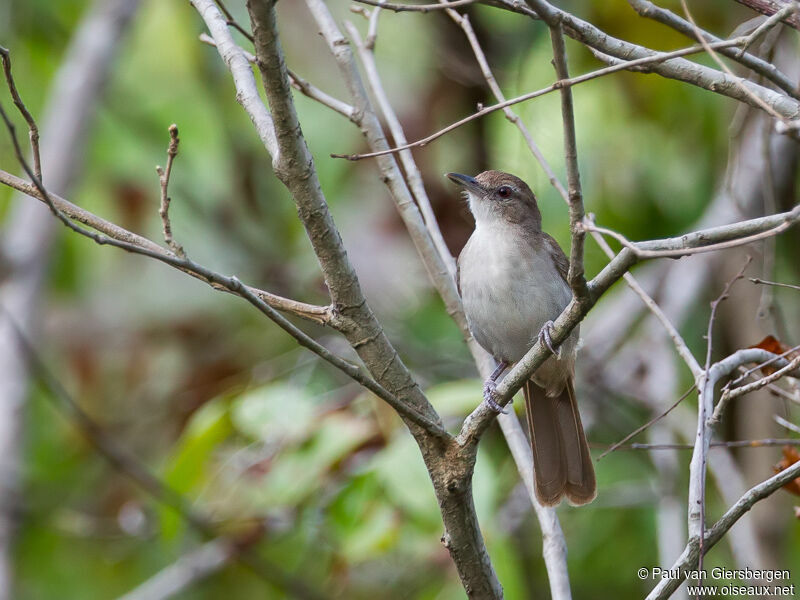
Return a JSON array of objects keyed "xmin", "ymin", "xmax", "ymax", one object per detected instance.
[
  {"xmin": 197, "ymin": 33, "xmax": 357, "ymax": 121},
  {"xmin": 737, "ymin": 2, "xmax": 798, "ymax": 55},
  {"xmin": 192, "ymin": 0, "xmax": 279, "ymax": 157},
  {"xmin": 627, "ymin": 0, "xmax": 799, "ymax": 97},
  {"xmin": 549, "ymin": 25, "xmax": 588, "ymax": 299},
  {"xmin": 330, "ymin": 35, "xmax": 778, "ymax": 161},
  {"xmin": 0, "ymin": 69, "xmax": 441, "ymax": 436},
  {"xmin": 585, "ymin": 206, "xmax": 800, "ymax": 258},
  {"xmin": 679, "ymin": 0, "xmax": 790, "ymax": 127},
  {"xmin": 242, "ymin": 0, "xmax": 441, "ymax": 434},
  {"xmin": 353, "ymin": 0, "xmax": 480, "ymax": 11},
  {"xmin": 585, "ymin": 216, "xmax": 703, "ymax": 378},
  {"xmin": 691, "ymin": 259, "xmax": 751, "ymax": 568},
  {"xmin": 732, "ymin": 0, "xmax": 800, "ymax": 31},
  {"xmin": 713, "ymin": 353, "xmax": 800, "ymax": 422},
  {"xmin": 521, "ymin": 0, "xmax": 800, "ymax": 119},
  {"xmin": 646, "ymin": 457, "xmax": 800, "ymax": 599},
  {"xmin": 343, "ymin": 20, "xmax": 456, "ymax": 279}
]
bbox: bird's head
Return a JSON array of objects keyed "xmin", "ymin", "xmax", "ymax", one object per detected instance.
[{"xmin": 446, "ymin": 170, "xmax": 541, "ymax": 229}]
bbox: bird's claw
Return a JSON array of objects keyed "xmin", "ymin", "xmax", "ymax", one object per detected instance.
[
  {"xmin": 483, "ymin": 380, "xmax": 509, "ymax": 414},
  {"xmin": 539, "ymin": 321, "xmax": 561, "ymax": 358}
]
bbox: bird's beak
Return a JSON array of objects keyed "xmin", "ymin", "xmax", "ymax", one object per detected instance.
[{"xmin": 446, "ymin": 172, "xmax": 483, "ymax": 194}]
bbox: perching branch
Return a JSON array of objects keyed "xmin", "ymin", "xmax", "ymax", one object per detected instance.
[{"xmin": 459, "ymin": 206, "xmax": 800, "ymax": 442}]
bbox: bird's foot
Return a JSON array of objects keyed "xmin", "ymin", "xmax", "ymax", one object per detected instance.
[
  {"xmin": 538, "ymin": 321, "xmax": 561, "ymax": 359},
  {"xmin": 483, "ymin": 379, "xmax": 510, "ymax": 414}
]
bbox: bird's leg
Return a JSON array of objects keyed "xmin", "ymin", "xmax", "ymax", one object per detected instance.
[
  {"xmin": 483, "ymin": 360, "xmax": 509, "ymax": 414},
  {"xmin": 538, "ymin": 321, "xmax": 561, "ymax": 359}
]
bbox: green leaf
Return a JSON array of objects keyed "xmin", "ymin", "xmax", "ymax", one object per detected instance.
[{"xmin": 159, "ymin": 399, "xmax": 232, "ymax": 539}]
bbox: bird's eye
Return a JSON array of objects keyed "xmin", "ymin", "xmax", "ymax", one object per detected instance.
[{"xmin": 497, "ymin": 186, "xmax": 512, "ymax": 199}]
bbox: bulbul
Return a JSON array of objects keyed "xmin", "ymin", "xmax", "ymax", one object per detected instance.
[{"xmin": 448, "ymin": 170, "xmax": 596, "ymax": 507}]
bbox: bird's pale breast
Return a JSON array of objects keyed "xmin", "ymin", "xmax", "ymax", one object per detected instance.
[{"xmin": 459, "ymin": 223, "xmax": 576, "ymax": 392}]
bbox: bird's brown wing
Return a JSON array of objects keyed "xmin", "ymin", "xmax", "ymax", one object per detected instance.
[{"xmin": 541, "ymin": 232, "xmax": 569, "ymax": 284}]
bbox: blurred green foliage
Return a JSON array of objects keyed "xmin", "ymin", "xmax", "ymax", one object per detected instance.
[{"xmin": 2, "ymin": 0, "xmax": 799, "ymax": 598}]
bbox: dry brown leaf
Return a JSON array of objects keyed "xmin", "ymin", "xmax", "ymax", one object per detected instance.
[
  {"xmin": 774, "ymin": 445, "xmax": 800, "ymax": 497},
  {"xmin": 749, "ymin": 335, "xmax": 799, "ymax": 375}
]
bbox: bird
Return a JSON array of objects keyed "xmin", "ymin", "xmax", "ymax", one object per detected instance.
[{"xmin": 448, "ymin": 169, "xmax": 596, "ymax": 507}]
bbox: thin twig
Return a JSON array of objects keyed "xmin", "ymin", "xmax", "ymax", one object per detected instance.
[
  {"xmin": 601, "ymin": 438, "xmax": 800, "ymax": 451},
  {"xmin": 713, "ymin": 353, "xmax": 800, "ymax": 422},
  {"xmin": 750, "ymin": 276, "xmax": 800, "ymax": 291},
  {"xmin": 157, "ymin": 124, "xmax": 186, "ymax": 257},
  {"xmin": 726, "ymin": 342, "xmax": 800, "ymax": 389},
  {"xmin": 198, "ymin": 33, "xmax": 357, "ymax": 120},
  {"xmin": 737, "ymin": 2, "xmax": 798, "ymax": 56},
  {"xmin": 732, "ymin": 0, "xmax": 800, "ymax": 31},
  {"xmin": 330, "ymin": 36, "xmax": 760, "ymax": 161},
  {"xmin": 213, "ymin": 0, "xmax": 255, "ymax": 41},
  {"xmin": 522, "ymin": 0, "xmax": 800, "ymax": 124},
  {"xmin": 597, "ymin": 384, "xmax": 697, "ymax": 460},
  {"xmin": 352, "ymin": 0, "xmax": 479, "ymax": 12},
  {"xmin": 774, "ymin": 415, "xmax": 800, "ymax": 434},
  {"xmin": 0, "ymin": 169, "xmax": 332, "ymax": 323},
  {"xmin": 585, "ymin": 216, "xmax": 703, "ymax": 378},
  {"xmin": 0, "ymin": 46, "xmax": 41, "ymax": 180}
]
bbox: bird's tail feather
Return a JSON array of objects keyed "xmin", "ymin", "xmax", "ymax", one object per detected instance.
[{"xmin": 524, "ymin": 378, "xmax": 596, "ymax": 506}]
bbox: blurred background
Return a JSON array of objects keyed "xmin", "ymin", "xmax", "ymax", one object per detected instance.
[{"xmin": 0, "ymin": 0, "xmax": 798, "ymax": 598}]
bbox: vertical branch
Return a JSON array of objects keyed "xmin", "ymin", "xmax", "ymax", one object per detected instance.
[
  {"xmin": 238, "ymin": 0, "xmax": 438, "ymax": 426},
  {"xmin": 549, "ymin": 25, "xmax": 589, "ymax": 299},
  {"xmin": 344, "ymin": 20, "xmax": 456, "ymax": 279},
  {"xmin": 496, "ymin": 412, "xmax": 572, "ymax": 599},
  {"xmin": 689, "ymin": 260, "xmax": 750, "ymax": 574}
]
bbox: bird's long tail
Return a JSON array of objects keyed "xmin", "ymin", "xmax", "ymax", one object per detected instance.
[{"xmin": 524, "ymin": 378, "xmax": 596, "ymax": 506}]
